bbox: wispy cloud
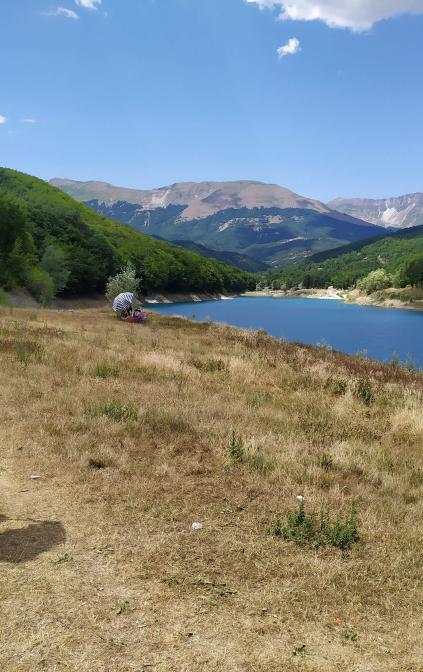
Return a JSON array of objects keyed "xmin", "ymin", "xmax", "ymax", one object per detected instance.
[
  {"xmin": 47, "ymin": 7, "xmax": 79, "ymax": 20},
  {"xmin": 22, "ymin": 118, "xmax": 37, "ymax": 124},
  {"xmin": 277, "ymin": 37, "xmax": 300, "ymax": 58},
  {"xmin": 0, "ymin": 115, "xmax": 7, "ymax": 125},
  {"xmin": 245, "ymin": 1, "xmax": 423, "ymax": 31},
  {"xmin": 75, "ymin": 0, "xmax": 101, "ymax": 9}
]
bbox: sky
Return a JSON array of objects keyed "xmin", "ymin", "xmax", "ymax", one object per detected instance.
[{"xmin": 1, "ymin": 0, "xmax": 423, "ymax": 201}]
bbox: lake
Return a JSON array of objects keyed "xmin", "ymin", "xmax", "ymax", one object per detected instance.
[{"xmin": 150, "ymin": 296, "xmax": 423, "ymax": 368}]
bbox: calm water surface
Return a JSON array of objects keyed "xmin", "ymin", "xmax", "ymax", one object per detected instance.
[{"xmin": 150, "ymin": 296, "xmax": 423, "ymax": 367}]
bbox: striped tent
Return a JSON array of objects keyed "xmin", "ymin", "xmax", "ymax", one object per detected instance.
[{"xmin": 112, "ymin": 292, "xmax": 134, "ymax": 313}]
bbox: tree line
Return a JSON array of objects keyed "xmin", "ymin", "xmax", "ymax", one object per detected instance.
[{"xmin": 0, "ymin": 169, "xmax": 256, "ymax": 303}]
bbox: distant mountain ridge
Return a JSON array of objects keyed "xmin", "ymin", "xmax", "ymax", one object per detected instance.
[
  {"xmin": 328, "ymin": 193, "xmax": 423, "ymax": 230},
  {"xmin": 51, "ymin": 178, "xmax": 386, "ymax": 268},
  {"xmin": 51, "ymin": 178, "xmax": 331, "ymax": 219}
]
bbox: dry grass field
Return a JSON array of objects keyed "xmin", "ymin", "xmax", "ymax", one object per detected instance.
[{"xmin": 1, "ymin": 306, "xmax": 422, "ymax": 672}]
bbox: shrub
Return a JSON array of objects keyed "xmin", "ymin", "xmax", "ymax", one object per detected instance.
[
  {"xmin": 105, "ymin": 264, "xmax": 140, "ymax": 303},
  {"xmin": 271, "ymin": 500, "xmax": 359, "ymax": 550}
]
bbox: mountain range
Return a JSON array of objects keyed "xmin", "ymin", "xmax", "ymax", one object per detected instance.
[
  {"xmin": 50, "ymin": 178, "xmax": 385, "ymax": 268},
  {"xmin": 328, "ymin": 193, "xmax": 423, "ymax": 230}
]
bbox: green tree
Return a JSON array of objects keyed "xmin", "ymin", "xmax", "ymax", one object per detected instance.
[
  {"xmin": 357, "ymin": 269, "xmax": 392, "ymax": 294},
  {"xmin": 0, "ymin": 191, "xmax": 27, "ymax": 257},
  {"xmin": 26, "ymin": 267, "xmax": 55, "ymax": 305},
  {"xmin": 41, "ymin": 245, "xmax": 70, "ymax": 294},
  {"xmin": 403, "ymin": 255, "xmax": 423, "ymax": 288}
]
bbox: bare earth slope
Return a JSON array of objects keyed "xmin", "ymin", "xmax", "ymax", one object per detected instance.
[
  {"xmin": 1, "ymin": 307, "xmax": 422, "ymax": 671},
  {"xmin": 328, "ymin": 193, "xmax": 423, "ymax": 229}
]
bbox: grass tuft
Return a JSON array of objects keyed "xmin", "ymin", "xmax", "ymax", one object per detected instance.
[
  {"xmin": 228, "ymin": 431, "xmax": 244, "ymax": 462},
  {"xmin": 89, "ymin": 401, "xmax": 138, "ymax": 422},
  {"xmin": 91, "ymin": 361, "xmax": 120, "ymax": 379}
]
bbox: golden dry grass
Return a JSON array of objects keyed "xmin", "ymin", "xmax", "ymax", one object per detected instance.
[{"xmin": 0, "ymin": 306, "xmax": 423, "ymax": 671}]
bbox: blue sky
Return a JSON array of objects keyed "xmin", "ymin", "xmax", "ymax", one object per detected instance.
[{"xmin": 1, "ymin": 0, "xmax": 423, "ymax": 201}]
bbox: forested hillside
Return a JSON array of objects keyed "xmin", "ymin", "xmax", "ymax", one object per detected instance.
[
  {"xmin": 267, "ymin": 225, "xmax": 423, "ymax": 290},
  {"xmin": 0, "ymin": 169, "xmax": 255, "ymax": 302}
]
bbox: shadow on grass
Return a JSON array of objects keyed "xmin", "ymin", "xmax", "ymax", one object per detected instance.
[{"xmin": 0, "ymin": 519, "xmax": 66, "ymax": 563}]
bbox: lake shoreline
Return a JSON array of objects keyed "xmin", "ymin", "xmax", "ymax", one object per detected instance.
[{"xmin": 243, "ymin": 288, "xmax": 423, "ymax": 312}]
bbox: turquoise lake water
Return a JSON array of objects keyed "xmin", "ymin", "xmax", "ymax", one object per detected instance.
[{"xmin": 150, "ymin": 296, "xmax": 423, "ymax": 368}]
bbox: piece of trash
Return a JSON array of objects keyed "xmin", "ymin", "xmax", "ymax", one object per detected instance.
[
  {"xmin": 30, "ymin": 474, "xmax": 41, "ymax": 480},
  {"xmin": 191, "ymin": 522, "xmax": 203, "ymax": 530},
  {"xmin": 296, "ymin": 495, "xmax": 304, "ymax": 502}
]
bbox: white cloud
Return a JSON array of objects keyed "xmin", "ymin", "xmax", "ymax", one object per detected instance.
[
  {"xmin": 277, "ymin": 36, "xmax": 301, "ymax": 57},
  {"xmin": 47, "ymin": 7, "xmax": 79, "ymax": 19},
  {"xmin": 75, "ymin": 0, "xmax": 101, "ymax": 8},
  {"xmin": 0, "ymin": 115, "xmax": 7, "ymax": 124},
  {"xmin": 22, "ymin": 118, "xmax": 36, "ymax": 124},
  {"xmin": 245, "ymin": 1, "xmax": 423, "ymax": 31}
]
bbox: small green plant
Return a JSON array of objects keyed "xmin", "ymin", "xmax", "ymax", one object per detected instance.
[
  {"xmin": 270, "ymin": 514, "xmax": 283, "ymax": 537},
  {"xmin": 51, "ymin": 553, "xmax": 73, "ymax": 565},
  {"xmin": 292, "ymin": 644, "xmax": 307, "ymax": 657},
  {"xmin": 272, "ymin": 500, "xmax": 359, "ymax": 550},
  {"xmin": 354, "ymin": 379, "xmax": 374, "ymax": 406},
  {"xmin": 228, "ymin": 431, "xmax": 244, "ymax": 462},
  {"xmin": 316, "ymin": 338, "xmax": 332, "ymax": 351},
  {"xmin": 326, "ymin": 378, "xmax": 347, "ymax": 396},
  {"xmin": 92, "ymin": 361, "xmax": 120, "ymax": 379},
  {"xmin": 319, "ymin": 452, "xmax": 334, "ymax": 470},
  {"xmin": 90, "ymin": 401, "xmax": 138, "ymax": 422},
  {"xmin": 115, "ymin": 601, "xmax": 130, "ymax": 615},
  {"xmin": 248, "ymin": 449, "xmax": 275, "ymax": 473},
  {"xmin": 190, "ymin": 357, "xmax": 227, "ymax": 372},
  {"xmin": 342, "ymin": 629, "xmax": 358, "ymax": 642},
  {"xmin": 88, "ymin": 457, "xmax": 108, "ymax": 470},
  {"xmin": 390, "ymin": 353, "xmax": 401, "ymax": 369},
  {"xmin": 404, "ymin": 354, "xmax": 416, "ymax": 371},
  {"xmin": 14, "ymin": 340, "xmax": 44, "ymax": 366}
]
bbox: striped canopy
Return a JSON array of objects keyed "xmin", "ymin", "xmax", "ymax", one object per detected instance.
[{"xmin": 112, "ymin": 292, "xmax": 134, "ymax": 312}]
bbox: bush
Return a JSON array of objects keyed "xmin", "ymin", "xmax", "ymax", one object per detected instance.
[
  {"xmin": 26, "ymin": 267, "xmax": 55, "ymax": 305},
  {"xmin": 272, "ymin": 500, "xmax": 359, "ymax": 550},
  {"xmin": 105, "ymin": 264, "xmax": 141, "ymax": 304},
  {"xmin": 357, "ymin": 269, "xmax": 392, "ymax": 295}
]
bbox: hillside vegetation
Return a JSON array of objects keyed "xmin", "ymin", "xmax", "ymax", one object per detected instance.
[
  {"xmin": 268, "ymin": 224, "xmax": 423, "ymax": 290},
  {"xmin": 1, "ymin": 307, "xmax": 422, "ymax": 671},
  {"xmin": 0, "ymin": 168, "xmax": 255, "ymax": 302},
  {"xmin": 88, "ymin": 200, "xmax": 383, "ymax": 267}
]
